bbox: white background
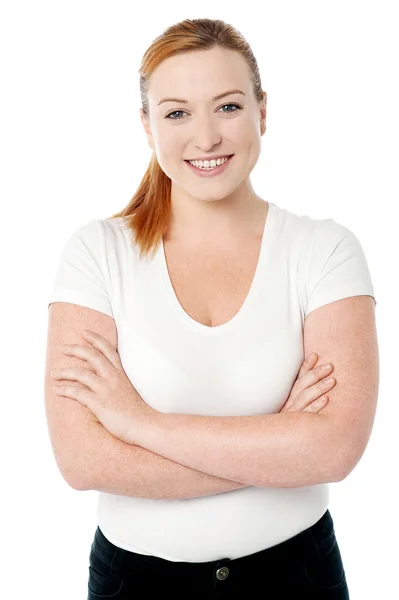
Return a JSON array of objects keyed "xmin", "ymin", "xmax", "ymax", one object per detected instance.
[{"xmin": 1, "ymin": 1, "xmax": 397, "ymax": 598}]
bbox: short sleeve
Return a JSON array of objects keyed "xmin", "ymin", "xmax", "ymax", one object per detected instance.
[
  {"xmin": 305, "ymin": 219, "xmax": 376, "ymax": 317},
  {"xmin": 48, "ymin": 219, "xmax": 114, "ymax": 318}
]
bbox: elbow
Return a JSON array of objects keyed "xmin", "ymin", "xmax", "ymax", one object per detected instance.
[
  {"xmin": 322, "ymin": 415, "xmax": 366, "ymax": 483},
  {"xmin": 335, "ymin": 450, "xmax": 365, "ymax": 482},
  {"xmin": 70, "ymin": 479, "xmax": 91, "ymax": 491},
  {"xmin": 69, "ymin": 470, "xmax": 95, "ymax": 491},
  {"xmin": 330, "ymin": 452, "xmax": 352, "ymax": 483},
  {"xmin": 332, "ymin": 466, "xmax": 347, "ymax": 483},
  {"xmin": 60, "ymin": 465, "xmax": 93, "ymax": 491},
  {"xmin": 332, "ymin": 440, "xmax": 366, "ymax": 482}
]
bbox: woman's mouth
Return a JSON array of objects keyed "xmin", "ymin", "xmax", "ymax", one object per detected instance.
[{"xmin": 184, "ymin": 155, "xmax": 234, "ymax": 178}]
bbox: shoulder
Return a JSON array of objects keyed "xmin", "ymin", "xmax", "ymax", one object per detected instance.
[
  {"xmin": 269, "ymin": 203, "xmax": 336, "ymax": 254},
  {"xmin": 281, "ymin": 205, "xmax": 361, "ymax": 257}
]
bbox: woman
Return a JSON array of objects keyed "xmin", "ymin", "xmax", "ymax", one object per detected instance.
[{"xmin": 46, "ymin": 17, "xmax": 378, "ymax": 599}]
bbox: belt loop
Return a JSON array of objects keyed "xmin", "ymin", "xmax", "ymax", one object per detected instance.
[
  {"xmin": 110, "ymin": 546, "xmax": 127, "ymax": 574},
  {"xmin": 299, "ymin": 527, "xmax": 321, "ymax": 563}
]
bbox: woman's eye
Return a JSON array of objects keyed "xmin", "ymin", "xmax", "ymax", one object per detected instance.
[
  {"xmin": 165, "ymin": 103, "xmax": 242, "ymax": 120},
  {"xmin": 166, "ymin": 110, "xmax": 185, "ymax": 120}
]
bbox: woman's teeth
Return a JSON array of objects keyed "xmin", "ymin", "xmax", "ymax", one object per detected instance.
[{"xmin": 188, "ymin": 156, "xmax": 229, "ymax": 170}]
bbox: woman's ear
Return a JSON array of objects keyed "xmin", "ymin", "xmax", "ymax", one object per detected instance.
[
  {"xmin": 259, "ymin": 91, "xmax": 267, "ymax": 136},
  {"xmin": 140, "ymin": 108, "xmax": 155, "ymax": 151}
]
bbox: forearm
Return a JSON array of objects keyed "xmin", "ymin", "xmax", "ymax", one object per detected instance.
[
  {"xmin": 133, "ymin": 411, "xmax": 343, "ymax": 488},
  {"xmin": 79, "ymin": 422, "xmax": 248, "ymax": 499}
]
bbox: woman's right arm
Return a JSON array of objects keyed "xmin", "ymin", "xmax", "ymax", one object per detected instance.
[
  {"xmin": 45, "ymin": 302, "xmax": 246, "ymax": 499},
  {"xmin": 84, "ymin": 423, "xmax": 248, "ymax": 498}
]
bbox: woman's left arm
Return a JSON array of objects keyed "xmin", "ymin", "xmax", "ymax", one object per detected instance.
[{"xmin": 134, "ymin": 295, "xmax": 379, "ymax": 488}]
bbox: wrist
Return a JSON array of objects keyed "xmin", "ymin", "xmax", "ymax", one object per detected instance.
[{"xmin": 129, "ymin": 405, "xmax": 160, "ymax": 446}]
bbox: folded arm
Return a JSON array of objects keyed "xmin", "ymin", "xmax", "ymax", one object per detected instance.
[
  {"xmin": 129, "ymin": 295, "xmax": 378, "ymax": 489},
  {"xmin": 132, "ymin": 411, "xmax": 342, "ymax": 488},
  {"xmin": 79, "ymin": 421, "xmax": 248, "ymax": 498}
]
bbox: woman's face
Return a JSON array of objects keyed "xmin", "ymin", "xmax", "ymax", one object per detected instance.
[{"xmin": 141, "ymin": 46, "xmax": 266, "ymax": 204}]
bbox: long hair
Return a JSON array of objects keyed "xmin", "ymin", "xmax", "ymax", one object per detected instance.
[{"xmin": 108, "ymin": 18, "xmax": 265, "ymax": 260}]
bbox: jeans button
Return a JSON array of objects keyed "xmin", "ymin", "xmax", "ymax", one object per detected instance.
[{"xmin": 216, "ymin": 566, "xmax": 230, "ymax": 580}]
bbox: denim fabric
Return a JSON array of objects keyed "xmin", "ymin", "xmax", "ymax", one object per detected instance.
[{"xmin": 87, "ymin": 509, "xmax": 350, "ymax": 599}]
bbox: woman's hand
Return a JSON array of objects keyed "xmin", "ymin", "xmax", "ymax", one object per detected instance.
[
  {"xmin": 50, "ymin": 329, "xmax": 157, "ymax": 445},
  {"xmin": 279, "ymin": 353, "xmax": 336, "ymax": 413}
]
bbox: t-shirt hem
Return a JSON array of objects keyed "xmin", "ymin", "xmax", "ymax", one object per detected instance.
[
  {"xmin": 305, "ymin": 284, "xmax": 376, "ymax": 317},
  {"xmin": 48, "ymin": 290, "xmax": 114, "ymax": 318}
]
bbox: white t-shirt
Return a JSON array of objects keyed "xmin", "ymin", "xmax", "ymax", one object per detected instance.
[{"xmin": 48, "ymin": 201, "xmax": 376, "ymax": 561}]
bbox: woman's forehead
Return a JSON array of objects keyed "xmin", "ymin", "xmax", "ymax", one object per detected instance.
[{"xmin": 148, "ymin": 49, "xmax": 249, "ymax": 95}]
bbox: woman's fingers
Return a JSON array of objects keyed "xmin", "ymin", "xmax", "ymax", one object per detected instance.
[
  {"xmin": 298, "ymin": 352, "xmax": 318, "ymax": 378},
  {"xmin": 303, "ymin": 394, "xmax": 329, "ymax": 412},
  {"xmin": 300, "ymin": 374, "xmax": 336, "ymax": 406},
  {"xmin": 282, "ymin": 360, "xmax": 335, "ymax": 413},
  {"xmin": 61, "ymin": 343, "xmax": 116, "ymax": 380},
  {"xmin": 290, "ymin": 355, "xmax": 324, "ymax": 402},
  {"xmin": 301, "ymin": 362, "xmax": 334, "ymax": 390},
  {"xmin": 52, "ymin": 366, "xmax": 102, "ymax": 390},
  {"xmin": 82, "ymin": 330, "xmax": 122, "ymax": 368}
]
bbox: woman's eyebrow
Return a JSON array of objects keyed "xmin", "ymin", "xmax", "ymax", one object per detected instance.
[{"xmin": 157, "ymin": 89, "xmax": 246, "ymax": 106}]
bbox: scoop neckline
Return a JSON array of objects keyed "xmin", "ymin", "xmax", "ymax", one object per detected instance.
[{"xmin": 156, "ymin": 201, "xmax": 277, "ymax": 335}]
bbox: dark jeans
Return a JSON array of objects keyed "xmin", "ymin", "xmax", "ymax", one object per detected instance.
[{"xmin": 87, "ymin": 509, "xmax": 350, "ymax": 599}]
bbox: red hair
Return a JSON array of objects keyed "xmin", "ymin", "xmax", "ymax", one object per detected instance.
[{"xmin": 109, "ymin": 18, "xmax": 265, "ymax": 260}]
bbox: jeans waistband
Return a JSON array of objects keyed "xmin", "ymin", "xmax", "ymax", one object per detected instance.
[{"xmin": 93, "ymin": 508, "xmax": 332, "ymax": 574}]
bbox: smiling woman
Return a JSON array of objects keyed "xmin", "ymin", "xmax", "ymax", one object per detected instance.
[
  {"xmin": 108, "ymin": 24, "xmax": 267, "ymax": 256},
  {"xmin": 44, "ymin": 16, "xmax": 378, "ymax": 600},
  {"xmin": 131, "ymin": 46, "xmax": 267, "ymax": 247}
]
